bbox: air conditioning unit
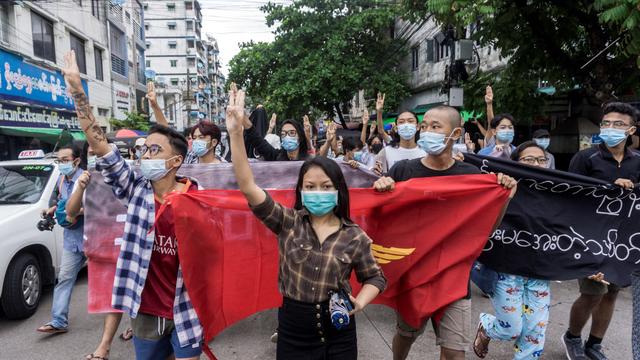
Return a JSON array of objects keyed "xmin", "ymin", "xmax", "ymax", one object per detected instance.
[{"xmin": 449, "ymin": 87, "xmax": 464, "ymax": 107}]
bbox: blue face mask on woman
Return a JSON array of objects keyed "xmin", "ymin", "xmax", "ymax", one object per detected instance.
[
  {"xmin": 140, "ymin": 157, "xmax": 176, "ymax": 181},
  {"xmin": 301, "ymin": 190, "xmax": 338, "ymax": 216},
  {"xmin": 534, "ymin": 138, "xmax": 550, "ymax": 150},
  {"xmin": 58, "ymin": 161, "xmax": 76, "ymax": 176},
  {"xmin": 496, "ymin": 129, "xmax": 514, "ymax": 144},
  {"xmin": 281, "ymin": 136, "xmax": 299, "ymax": 152},
  {"xmin": 599, "ymin": 128, "xmax": 628, "ymax": 147},
  {"xmin": 397, "ymin": 124, "xmax": 417, "ymax": 140},
  {"xmin": 191, "ymin": 139, "xmax": 211, "ymax": 157}
]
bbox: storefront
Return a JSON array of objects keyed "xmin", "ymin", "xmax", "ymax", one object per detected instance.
[{"xmin": 0, "ymin": 49, "xmax": 88, "ymax": 160}]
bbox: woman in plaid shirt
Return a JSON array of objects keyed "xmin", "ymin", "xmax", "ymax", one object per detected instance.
[{"xmin": 227, "ymin": 84, "xmax": 386, "ymax": 359}]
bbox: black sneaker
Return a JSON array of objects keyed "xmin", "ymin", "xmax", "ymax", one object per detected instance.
[
  {"xmin": 562, "ymin": 333, "xmax": 588, "ymax": 360},
  {"xmin": 585, "ymin": 344, "xmax": 608, "ymax": 360}
]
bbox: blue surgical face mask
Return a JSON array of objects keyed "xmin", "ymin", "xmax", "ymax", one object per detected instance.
[
  {"xmin": 417, "ymin": 131, "xmax": 447, "ymax": 155},
  {"xmin": 281, "ymin": 136, "xmax": 299, "ymax": 152},
  {"xmin": 58, "ymin": 161, "xmax": 76, "ymax": 176},
  {"xmin": 140, "ymin": 158, "xmax": 174, "ymax": 181},
  {"xmin": 135, "ymin": 150, "xmax": 142, "ymax": 159},
  {"xmin": 301, "ymin": 190, "xmax": 338, "ymax": 216},
  {"xmin": 534, "ymin": 138, "xmax": 550, "ymax": 150},
  {"xmin": 397, "ymin": 123, "xmax": 417, "ymax": 140},
  {"xmin": 87, "ymin": 155, "xmax": 97, "ymax": 169},
  {"xmin": 191, "ymin": 139, "xmax": 211, "ymax": 157},
  {"xmin": 353, "ymin": 151, "xmax": 363, "ymax": 162},
  {"xmin": 496, "ymin": 129, "xmax": 514, "ymax": 144},
  {"xmin": 599, "ymin": 128, "xmax": 628, "ymax": 147}
]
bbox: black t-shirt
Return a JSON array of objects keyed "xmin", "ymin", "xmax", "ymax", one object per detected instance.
[
  {"xmin": 388, "ymin": 158, "xmax": 482, "ymax": 182},
  {"xmin": 388, "ymin": 157, "xmax": 482, "ymax": 300},
  {"xmin": 568, "ymin": 144, "xmax": 640, "ymax": 183}
]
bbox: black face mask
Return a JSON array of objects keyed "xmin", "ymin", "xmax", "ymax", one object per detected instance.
[{"xmin": 371, "ymin": 143, "xmax": 384, "ymax": 154}]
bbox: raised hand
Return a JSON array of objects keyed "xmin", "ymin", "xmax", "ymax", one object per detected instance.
[
  {"xmin": 225, "ymin": 82, "xmax": 246, "ymax": 135},
  {"xmin": 303, "ymin": 115, "xmax": 312, "ymax": 135},
  {"xmin": 376, "ymin": 92, "xmax": 385, "ymax": 112},
  {"xmin": 362, "ymin": 108, "xmax": 369, "ymax": 124},
  {"xmin": 146, "ymin": 81, "xmax": 157, "ymax": 104},
  {"xmin": 62, "ymin": 50, "xmax": 82, "ymax": 91},
  {"xmin": 326, "ymin": 122, "xmax": 337, "ymax": 141},
  {"xmin": 269, "ymin": 113, "xmax": 277, "ymax": 129},
  {"xmin": 465, "ymin": 133, "xmax": 475, "ymax": 153},
  {"xmin": 485, "ymin": 85, "xmax": 493, "ymax": 104}
]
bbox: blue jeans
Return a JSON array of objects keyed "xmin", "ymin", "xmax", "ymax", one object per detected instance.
[
  {"xmin": 48, "ymin": 250, "xmax": 85, "ymax": 329},
  {"xmin": 480, "ymin": 273, "xmax": 550, "ymax": 359}
]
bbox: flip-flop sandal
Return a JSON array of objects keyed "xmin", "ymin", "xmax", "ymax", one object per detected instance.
[
  {"xmin": 37, "ymin": 325, "xmax": 68, "ymax": 334},
  {"xmin": 85, "ymin": 354, "xmax": 108, "ymax": 360},
  {"xmin": 473, "ymin": 321, "xmax": 490, "ymax": 358}
]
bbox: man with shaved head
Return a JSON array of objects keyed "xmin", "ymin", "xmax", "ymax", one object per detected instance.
[{"xmin": 374, "ymin": 105, "xmax": 518, "ymax": 360}]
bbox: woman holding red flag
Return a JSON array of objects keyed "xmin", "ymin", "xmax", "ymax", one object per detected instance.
[{"xmin": 226, "ymin": 83, "xmax": 386, "ymax": 360}]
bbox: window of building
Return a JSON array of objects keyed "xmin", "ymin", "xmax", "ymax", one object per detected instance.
[
  {"xmin": 168, "ymin": 22, "xmax": 176, "ymax": 30},
  {"xmin": 137, "ymin": 48, "xmax": 145, "ymax": 84},
  {"xmin": 170, "ymin": 59, "xmax": 177, "ymax": 67},
  {"xmin": 91, "ymin": 0, "xmax": 100, "ymax": 19},
  {"xmin": 186, "ymin": 20, "xmax": 193, "ymax": 31},
  {"xmin": 0, "ymin": 3, "xmax": 11, "ymax": 44},
  {"xmin": 411, "ymin": 46, "xmax": 419, "ymax": 71},
  {"xmin": 94, "ymin": 47, "xmax": 103, "ymax": 81},
  {"xmin": 31, "ymin": 12, "xmax": 55, "ymax": 62},
  {"xmin": 187, "ymin": 57, "xmax": 195, "ymax": 67},
  {"xmin": 145, "ymin": 60, "xmax": 150, "ymax": 67},
  {"xmin": 170, "ymin": 78, "xmax": 179, "ymax": 86},
  {"xmin": 70, "ymin": 34, "xmax": 87, "ymax": 74},
  {"xmin": 168, "ymin": 41, "xmax": 177, "ymax": 49},
  {"xmin": 425, "ymin": 39, "xmax": 435, "ymax": 63},
  {"xmin": 98, "ymin": 108, "xmax": 110, "ymax": 117},
  {"xmin": 167, "ymin": 3, "xmax": 176, "ymax": 11},
  {"xmin": 185, "ymin": 1, "xmax": 193, "ymax": 10},
  {"xmin": 110, "ymin": 26, "xmax": 127, "ymax": 76},
  {"xmin": 125, "ymin": 11, "xmax": 130, "ymax": 21},
  {"xmin": 439, "ymin": 41, "xmax": 450, "ymax": 60},
  {"xmin": 187, "ymin": 39, "xmax": 194, "ymax": 48}
]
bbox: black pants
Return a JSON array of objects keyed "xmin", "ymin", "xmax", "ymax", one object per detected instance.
[{"xmin": 277, "ymin": 297, "xmax": 357, "ymax": 360}]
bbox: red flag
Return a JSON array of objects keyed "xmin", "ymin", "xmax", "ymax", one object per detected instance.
[{"xmin": 171, "ymin": 174, "xmax": 510, "ymax": 354}]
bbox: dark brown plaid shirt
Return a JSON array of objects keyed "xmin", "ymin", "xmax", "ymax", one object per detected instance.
[{"xmin": 250, "ymin": 192, "xmax": 386, "ymax": 303}]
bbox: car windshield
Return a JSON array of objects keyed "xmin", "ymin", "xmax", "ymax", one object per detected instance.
[{"xmin": 0, "ymin": 165, "xmax": 53, "ymax": 205}]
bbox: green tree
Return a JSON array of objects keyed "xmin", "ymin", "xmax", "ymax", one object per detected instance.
[
  {"xmin": 228, "ymin": 0, "xmax": 409, "ymax": 119},
  {"xmin": 403, "ymin": 0, "xmax": 640, "ymax": 110},
  {"xmin": 109, "ymin": 111, "xmax": 152, "ymax": 131}
]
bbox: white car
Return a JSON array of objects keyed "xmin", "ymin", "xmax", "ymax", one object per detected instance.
[{"xmin": 0, "ymin": 150, "xmax": 65, "ymax": 319}]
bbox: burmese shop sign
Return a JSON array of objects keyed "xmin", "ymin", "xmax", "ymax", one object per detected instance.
[{"xmin": 0, "ymin": 49, "xmax": 89, "ymax": 111}]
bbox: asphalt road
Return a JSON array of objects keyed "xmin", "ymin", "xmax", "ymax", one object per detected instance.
[{"xmin": 0, "ymin": 269, "xmax": 633, "ymax": 359}]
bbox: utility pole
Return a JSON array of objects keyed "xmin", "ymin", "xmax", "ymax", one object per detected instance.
[{"xmin": 185, "ymin": 67, "xmax": 192, "ymax": 127}]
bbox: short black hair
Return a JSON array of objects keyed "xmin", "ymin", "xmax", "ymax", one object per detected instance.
[
  {"xmin": 294, "ymin": 156, "xmax": 351, "ymax": 222},
  {"xmin": 602, "ymin": 102, "xmax": 638, "ymax": 125},
  {"xmin": 342, "ymin": 137, "xmax": 363, "ymax": 152},
  {"xmin": 58, "ymin": 143, "xmax": 81, "ymax": 159},
  {"xmin": 490, "ymin": 113, "xmax": 516, "ymax": 129},
  {"xmin": 511, "ymin": 141, "xmax": 545, "ymax": 161},
  {"xmin": 148, "ymin": 125, "xmax": 188, "ymax": 158}
]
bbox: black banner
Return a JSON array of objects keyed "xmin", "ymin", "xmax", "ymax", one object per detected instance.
[{"xmin": 465, "ymin": 153, "xmax": 640, "ymax": 287}]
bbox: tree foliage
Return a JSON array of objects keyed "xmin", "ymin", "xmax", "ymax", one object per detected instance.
[
  {"xmin": 109, "ymin": 111, "xmax": 151, "ymax": 131},
  {"xmin": 403, "ymin": 0, "xmax": 640, "ymax": 106},
  {"xmin": 228, "ymin": 0, "xmax": 409, "ymax": 118}
]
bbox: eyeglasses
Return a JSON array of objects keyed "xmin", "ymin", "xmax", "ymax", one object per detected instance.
[
  {"xmin": 280, "ymin": 130, "xmax": 298, "ymax": 138},
  {"xmin": 600, "ymin": 119, "xmax": 632, "ymax": 129},
  {"xmin": 139, "ymin": 144, "xmax": 164, "ymax": 157},
  {"xmin": 519, "ymin": 156, "xmax": 549, "ymax": 166}
]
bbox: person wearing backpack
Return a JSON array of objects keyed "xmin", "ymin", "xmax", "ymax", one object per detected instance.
[{"xmin": 37, "ymin": 144, "xmax": 86, "ymax": 335}]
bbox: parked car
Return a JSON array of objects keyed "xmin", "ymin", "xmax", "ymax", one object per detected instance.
[{"xmin": 0, "ymin": 150, "xmax": 64, "ymax": 319}]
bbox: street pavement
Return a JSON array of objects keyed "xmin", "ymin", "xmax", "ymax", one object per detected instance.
[{"xmin": 0, "ymin": 268, "xmax": 633, "ymax": 359}]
